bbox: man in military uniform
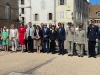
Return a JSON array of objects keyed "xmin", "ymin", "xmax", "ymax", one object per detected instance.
[
  {"xmin": 66, "ymin": 22, "xmax": 75, "ymax": 56},
  {"xmin": 87, "ymin": 19, "xmax": 98, "ymax": 58},
  {"xmin": 75, "ymin": 25, "xmax": 85, "ymax": 57}
]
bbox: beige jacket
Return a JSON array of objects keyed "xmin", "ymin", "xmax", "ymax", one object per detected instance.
[
  {"xmin": 9, "ymin": 29, "xmax": 18, "ymax": 40},
  {"xmin": 66, "ymin": 27, "xmax": 75, "ymax": 41},
  {"xmin": 75, "ymin": 30, "xmax": 85, "ymax": 44}
]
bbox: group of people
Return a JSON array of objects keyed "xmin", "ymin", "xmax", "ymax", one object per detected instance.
[{"xmin": 0, "ymin": 20, "xmax": 100, "ymax": 58}]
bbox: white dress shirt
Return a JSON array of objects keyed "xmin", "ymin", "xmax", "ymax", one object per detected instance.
[
  {"xmin": 52, "ymin": 30, "xmax": 54, "ymax": 33},
  {"xmin": 44, "ymin": 28, "xmax": 47, "ymax": 32},
  {"xmin": 11, "ymin": 29, "xmax": 15, "ymax": 37}
]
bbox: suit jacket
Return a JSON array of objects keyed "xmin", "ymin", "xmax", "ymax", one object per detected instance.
[
  {"xmin": 9, "ymin": 29, "xmax": 18, "ymax": 40},
  {"xmin": 57, "ymin": 27, "xmax": 65, "ymax": 41},
  {"xmin": 49, "ymin": 30, "xmax": 57, "ymax": 40},
  {"xmin": 75, "ymin": 30, "xmax": 85, "ymax": 44},
  {"xmin": 66, "ymin": 27, "xmax": 75, "ymax": 41},
  {"xmin": 42, "ymin": 27, "xmax": 50, "ymax": 41},
  {"xmin": 87, "ymin": 25, "xmax": 98, "ymax": 41},
  {"xmin": 26, "ymin": 27, "xmax": 35, "ymax": 39},
  {"xmin": 34, "ymin": 29, "xmax": 42, "ymax": 39}
]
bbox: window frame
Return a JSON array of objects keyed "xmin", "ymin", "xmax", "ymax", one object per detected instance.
[
  {"xmin": 60, "ymin": 11, "xmax": 64, "ymax": 19},
  {"xmin": 60, "ymin": 0, "xmax": 64, "ymax": 5},
  {"xmin": 49, "ymin": 13, "xmax": 52, "ymax": 20},
  {"xmin": 35, "ymin": 14, "xmax": 39, "ymax": 21}
]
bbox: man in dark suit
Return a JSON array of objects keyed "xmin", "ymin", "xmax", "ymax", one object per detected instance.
[
  {"xmin": 57, "ymin": 23, "xmax": 65, "ymax": 55},
  {"xmin": 87, "ymin": 19, "xmax": 98, "ymax": 58},
  {"xmin": 26, "ymin": 22, "xmax": 35, "ymax": 53},
  {"xmin": 42, "ymin": 23, "xmax": 50, "ymax": 53},
  {"xmin": 40, "ymin": 23, "xmax": 44, "ymax": 52}
]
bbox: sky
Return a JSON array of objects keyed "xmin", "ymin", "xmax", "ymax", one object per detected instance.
[{"xmin": 90, "ymin": 0, "xmax": 100, "ymax": 4}]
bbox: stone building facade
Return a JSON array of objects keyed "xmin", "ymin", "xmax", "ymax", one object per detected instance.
[
  {"xmin": 0, "ymin": 0, "xmax": 19, "ymax": 28},
  {"xmin": 19, "ymin": 0, "xmax": 89, "ymax": 29},
  {"xmin": 19, "ymin": 0, "xmax": 56, "ymax": 25},
  {"xmin": 89, "ymin": 4, "xmax": 100, "ymax": 26},
  {"xmin": 56, "ymin": 0, "xmax": 89, "ymax": 29}
]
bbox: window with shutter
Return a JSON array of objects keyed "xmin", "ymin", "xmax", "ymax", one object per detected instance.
[
  {"xmin": 21, "ymin": 8, "xmax": 24, "ymax": 14},
  {"xmin": 35, "ymin": 14, "xmax": 39, "ymax": 21},
  {"xmin": 60, "ymin": 11, "xmax": 64, "ymax": 19},
  {"xmin": 58, "ymin": 0, "xmax": 60, "ymax": 5},
  {"xmin": 38, "ymin": 14, "xmax": 39, "ymax": 21},
  {"xmin": 21, "ymin": 0, "xmax": 24, "ymax": 5},
  {"xmin": 49, "ymin": 13, "xmax": 52, "ymax": 20},
  {"xmin": 60, "ymin": 0, "xmax": 64, "ymax": 5},
  {"xmin": 22, "ymin": 17, "xmax": 24, "ymax": 23},
  {"xmin": 64, "ymin": 0, "xmax": 67, "ymax": 5}
]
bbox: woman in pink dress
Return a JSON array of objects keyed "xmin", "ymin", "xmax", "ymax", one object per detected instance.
[{"xmin": 18, "ymin": 23, "xmax": 26, "ymax": 52}]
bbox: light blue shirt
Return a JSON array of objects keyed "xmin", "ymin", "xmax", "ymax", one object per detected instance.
[{"xmin": 27, "ymin": 27, "xmax": 33, "ymax": 37}]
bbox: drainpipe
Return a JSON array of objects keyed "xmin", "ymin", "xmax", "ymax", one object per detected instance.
[{"xmin": 54, "ymin": 0, "xmax": 56, "ymax": 24}]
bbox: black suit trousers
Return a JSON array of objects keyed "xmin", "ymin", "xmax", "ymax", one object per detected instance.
[
  {"xmin": 28, "ymin": 36, "xmax": 33, "ymax": 52},
  {"xmin": 50, "ymin": 40, "xmax": 56, "ymax": 53},
  {"xmin": 58, "ymin": 40, "xmax": 64, "ymax": 54},
  {"xmin": 88, "ymin": 41, "xmax": 96, "ymax": 56}
]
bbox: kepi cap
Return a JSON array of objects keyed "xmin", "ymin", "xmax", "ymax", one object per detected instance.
[{"xmin": 91, "ymin": 19, "xmax": 95, "ymax": 23}]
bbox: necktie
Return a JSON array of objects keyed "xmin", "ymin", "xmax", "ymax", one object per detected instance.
[{"xmin": 29, "ymin": 28, "xmax": 30, "ymax": 36}]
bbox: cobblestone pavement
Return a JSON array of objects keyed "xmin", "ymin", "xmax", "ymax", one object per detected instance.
[{"xmin": 0, "ymin": 42, "xmax": 99, "ymax": 75}]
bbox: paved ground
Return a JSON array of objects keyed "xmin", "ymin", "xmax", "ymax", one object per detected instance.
[
  {"xmin": 0, "ymin": 50, "xmax": 100, "ymax": 75},
  {"xmin": 0, "ymin": 42, "xmax": 99, "ymax": 75}
]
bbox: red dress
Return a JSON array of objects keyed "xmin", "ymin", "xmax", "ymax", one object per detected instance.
[{"xmin": 18, "ymin": 27, "xmax": 26, "ymax": 45}]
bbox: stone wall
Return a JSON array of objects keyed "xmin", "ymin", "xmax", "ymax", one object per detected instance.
[
  {"xmin": 0, "ymin": 0, "xmax": 19, "ymax": 28},
  {"xmin": 0, "ymin": 20, "xmax": 20, "ymax": 28}
]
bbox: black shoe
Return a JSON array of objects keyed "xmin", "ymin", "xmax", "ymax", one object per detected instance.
[
  {"xmin": 52, "ymin": 53, "xmax": 55, "ymax": 54},
  {"xmin": 68, "ymin": 54, "xmax": 71, "ymax": 56},
  {"xmin": 24, "ymin": 50, "xmax": 27, "ymax": 52},
  {"xmin": 47, "ymin": 52, "xmax": 49, "ymax": 54},
  {"xmin": 58, "ymin": 53, "xmax": 61, "ymax": 55},
  {"xmin": 62, "ymin": 53, "xmax": 64, "ymax": 55},
  {"xmin": 70, "ymin": 54, "xmax": 73, "ymax": 56},
  {"xmin": 93, "ymin": 56, "xmax": 97, "ymax": 58},
  {"xmin": 28, "ymin": 51, "xmax": 31, "ymax": 53},
  {"xmin": 81, "ymin": 55, "xmax": 83, "ymax": 57},
  {"xmin": 43, "ymin": 51, "xmax": 46, "ymax": 53},
  {"xmin": 31, "ymin": 51, "xmax": 34, "ymax": 53},
  {"xmin": 78, "ymin": 55, "xmax": 80, "ymax": 57},
  {"xmin": 88, "ymin": 55, "xmax": 92, "ymax": 58}
]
